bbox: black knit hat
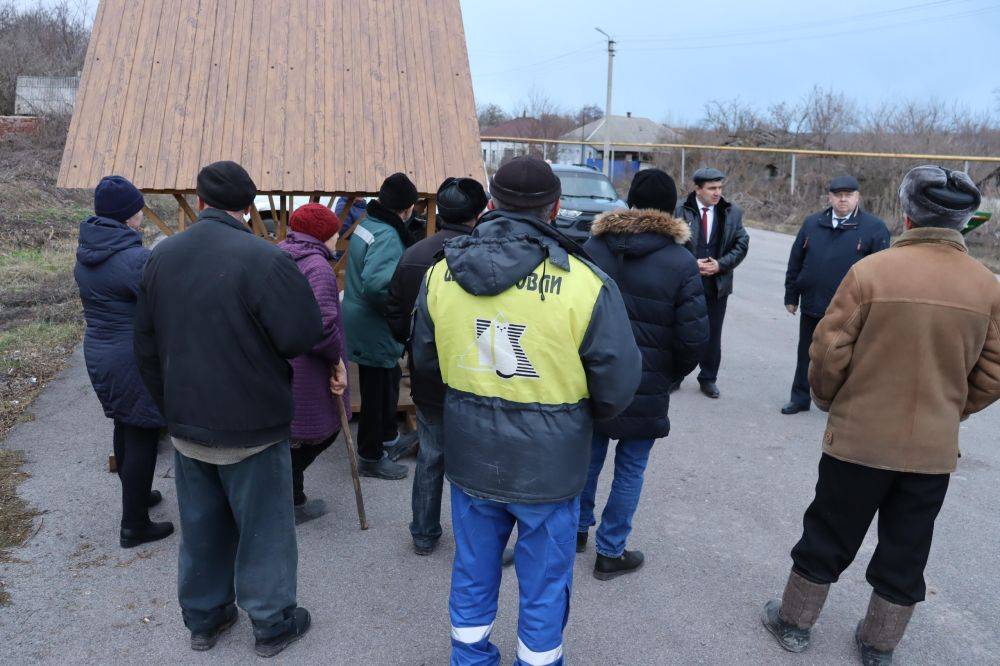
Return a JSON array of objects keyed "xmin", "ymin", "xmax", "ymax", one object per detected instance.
[
  {"xmin": 627, "ymin": 168, "xmax": 677, "ymax": 213},
  {"xmin": 489, "ymin": 156, "xmax": 561, "ymax": 208},
  {"xmin": 378, "ymin": 172, "xmax": 419, "ymax": 211},
  {"xmin": 94, "ymin": 175, "xmax": 145, "ymax": 223},
  {"xmin": 436, "ymin": 177, "xmax": 489, "ymax": 224},
  {"xmin": 196, "ymin": 161, "xmax": 257, "ymax": 212}
]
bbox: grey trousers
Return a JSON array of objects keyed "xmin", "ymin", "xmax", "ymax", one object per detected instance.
[{"xmin": 174, "ymin": 441, "xmax": 298, "ymax": 639}]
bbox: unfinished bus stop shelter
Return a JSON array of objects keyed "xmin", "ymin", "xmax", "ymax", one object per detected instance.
[{"xmin": 58, "ymin": 0, "xmax": 483, "ymax": 417}]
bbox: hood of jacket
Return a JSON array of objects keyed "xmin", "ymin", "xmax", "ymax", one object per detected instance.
[
  {"xmin": 76, "ymin": 215, "xmax": 143, "ymax": 266},
  {"xmin": 278, "ymin": 229, "xmax": 333, "ymax": 262},
  {"xmin": 442, "ymin": 210, "xmax": 572, "ymax": 296},
  {"xmin": 591, "ymin": 208, "xmax": 690, "ymax": 258}
]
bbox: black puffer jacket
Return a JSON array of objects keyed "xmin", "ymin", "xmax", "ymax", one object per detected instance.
[{"xmin": 584, "ymin": 209, "xmax": 709, "ymax": 439}]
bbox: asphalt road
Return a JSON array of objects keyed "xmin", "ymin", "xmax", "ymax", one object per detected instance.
[{"xmin": 1, "ymin": 227, "xmax": 998, "ymax": 665}]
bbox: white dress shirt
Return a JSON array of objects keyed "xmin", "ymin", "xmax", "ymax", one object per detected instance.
[{"xmin": 696, "ymin": 198, "xmax": 715, "ymax": 240}]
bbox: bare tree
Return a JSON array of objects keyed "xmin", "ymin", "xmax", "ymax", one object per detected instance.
[
  {"xmin": 476, "ymin": 102, "xmax": 509, "ymax": 130},
  {"xmin": 0, "ymin": 1, "xmax": 90, "ymax": 115}
]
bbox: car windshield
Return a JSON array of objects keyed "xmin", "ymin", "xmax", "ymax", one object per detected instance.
[{"xmin": 557, "ymin": 172, "xmax": 618, "ymax": 200}]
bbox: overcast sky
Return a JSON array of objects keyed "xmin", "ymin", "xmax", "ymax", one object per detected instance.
[{"xmin": 29, "ymin": 0, "xmax": 1000, "ymax": 126}]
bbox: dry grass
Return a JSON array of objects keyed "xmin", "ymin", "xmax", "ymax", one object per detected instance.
[{"xmin": 0, "ymin": 449, "xmax": 39, "ymax": 604}]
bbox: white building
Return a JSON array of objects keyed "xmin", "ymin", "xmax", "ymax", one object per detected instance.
[{"xmin": 556, "ymin": 113, "xmax": 682, "ymax": 169}]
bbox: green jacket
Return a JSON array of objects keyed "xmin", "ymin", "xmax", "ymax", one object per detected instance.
[{"xmin": 343, "ymin": 211, "xmax": 406, "ymax": 368}]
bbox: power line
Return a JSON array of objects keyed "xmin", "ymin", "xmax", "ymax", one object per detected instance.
[
  {"xmin": 472, "ymin": 42, "xmax": 604, "ymax": 79},
  {"xmin": 616, "ymin": 4, "xmax": 1000, "ymax": 53},
  {"xmin": 617, "ymin": 0, "xmax": 977, "ymax": 44}
]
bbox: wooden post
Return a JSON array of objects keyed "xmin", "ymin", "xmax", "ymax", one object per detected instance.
[
  {"xmin": 426, "ymin": 196, "xmax": 437, "ymax": 236},
  {"xmin": 249, "ymin": 203, "xmax": 268, "ymax": 237},
  {"xmin": 177, "ymin": 207, "xmax": 187, "ymax": 231},
  {"xmin": 144, "ymin": 205, "xmax": 173, "ymax": 236},
  {"xmin": 173, "ymin": 193, "xmax": 197, "ymax": 227},
  {"xmin": 278, "ymin": 195, "xmax": 288, "ymax": 240},
  {"xmin": 268, "ymin": 193, "xmax": 277, "ymax": 215}
]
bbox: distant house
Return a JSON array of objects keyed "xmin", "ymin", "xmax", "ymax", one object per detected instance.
[
  {"xmin": 556, "ymin": 112, "xmax": 682, "ymax": 170},
  {"xmin": 480, "ymin": 116, "xmax": 545, "ymax": 171},
  {"xmin": 14, "ymin": 76, "xmax": 79, "ymax": 115}
]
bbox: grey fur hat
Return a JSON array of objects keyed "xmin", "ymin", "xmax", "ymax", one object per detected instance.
[{"xmin": 899, "ymin": 165, "xmax": 980, "ymax": 229}]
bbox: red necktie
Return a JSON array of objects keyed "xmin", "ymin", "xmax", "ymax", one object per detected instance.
[{"xmin": 701, "ymin": 207, "xmax": 709, "ymax": 241}]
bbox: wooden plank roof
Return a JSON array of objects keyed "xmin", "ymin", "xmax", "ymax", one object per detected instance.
[{"xmin": 57, "ymin": 0, "xmax": 483, "ymax": 194}]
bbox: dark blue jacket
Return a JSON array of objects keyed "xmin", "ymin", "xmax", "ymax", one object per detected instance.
[
  {"xmin": 584, "ymin": 209, "xmax": 709, "ymax": 440},
  {"xmin": 785, "ymin": 207, "xmax": 890, "ymax": 318},
  {"xmin": 74, "ymin": 216, "xmax": 165, "ymax": 429}
]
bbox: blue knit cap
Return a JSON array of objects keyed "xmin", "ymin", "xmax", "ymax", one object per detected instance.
[{"xmin": 94, "ymin": 175, "xmax": 145, "ymax": 223}]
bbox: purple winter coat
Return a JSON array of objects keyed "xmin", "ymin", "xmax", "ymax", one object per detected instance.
[{"xmin": 279, "ymin": 231, "xmax": 350, "ymax": 440}]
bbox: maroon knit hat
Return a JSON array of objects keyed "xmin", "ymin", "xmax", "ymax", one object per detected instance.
[{"xmin": 289, "ymin": 203, "xmax": 342, "ymax": 242}]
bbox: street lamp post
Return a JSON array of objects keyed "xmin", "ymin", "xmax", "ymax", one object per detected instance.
[{"xmin": 596, "ymin": 27, "xmax": 615, "ymax": 178}]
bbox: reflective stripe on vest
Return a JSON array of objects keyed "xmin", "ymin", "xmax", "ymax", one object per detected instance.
[
  {"xmin": 517, "ymin": 637, "xmax": 563, "ymax": 665},
  {"xmin": 425, "ymin": 256, "xmax": 602, "ymax": 406}
]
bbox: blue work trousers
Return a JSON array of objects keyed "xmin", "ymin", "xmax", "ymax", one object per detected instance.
[{"xmin": 449, "ymin": 484, "xmax": 578, "ymax": 666}]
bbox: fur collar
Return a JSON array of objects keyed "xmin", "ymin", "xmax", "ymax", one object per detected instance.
[{"xmin": 590, "ymin": 208, "xmax": 691, "ymax": 244}]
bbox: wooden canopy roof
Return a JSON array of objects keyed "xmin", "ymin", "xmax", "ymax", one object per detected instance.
[{"xmin": 58, "ymin": 0, "xmax": 482, "ymax": 195}]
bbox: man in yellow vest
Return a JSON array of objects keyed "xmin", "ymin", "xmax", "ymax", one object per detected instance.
[{"xmin": 411, "ymin": 156, "xmax": 642, "ymax": 665}]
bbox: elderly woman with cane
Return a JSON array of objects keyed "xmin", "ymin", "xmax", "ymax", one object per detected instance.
[{"xmin": 278, "ymin": 203, "xmax": 350, "ymax": 524}]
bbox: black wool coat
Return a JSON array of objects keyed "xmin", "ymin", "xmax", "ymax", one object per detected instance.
[
  {"xmin": 134, "ymin": 209, "xmax": 323, "ymax": 448},
  {"xmin": 584, "ymin": 209, "xmax": 710, "ymax": 440}
]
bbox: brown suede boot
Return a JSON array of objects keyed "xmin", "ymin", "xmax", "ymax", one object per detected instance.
[
  {"xmin": 855, "ymin": 592, "xmax": 915, "ymax": 665},
  {"xmin": 761, "ymin": 570, "xmax": 831, "ymax": 653}
]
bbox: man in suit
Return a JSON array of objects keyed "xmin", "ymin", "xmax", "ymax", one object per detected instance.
[{"xmin": 674, "ymin": 168, "xmax": 750, "ymax": 398}]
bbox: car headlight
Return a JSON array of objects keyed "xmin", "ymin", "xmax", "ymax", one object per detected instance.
[{"xmin": 558, "ymin": 209, "xmax": 583, "ymax": 219}]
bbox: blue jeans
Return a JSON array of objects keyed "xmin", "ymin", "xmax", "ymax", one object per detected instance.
[
  {"xmin": 449, "ymin": 484, "xmax": 577, "ymax": 666},
  {"xmin": 578, "ymin": 433, "xmax": 655, "ymax": 558},
  {"xmin": 410, "ymin": 408, "xmax": 444, "ymax": 547}
]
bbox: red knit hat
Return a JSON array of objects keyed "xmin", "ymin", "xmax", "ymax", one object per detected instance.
[{"xmin": 289, "ymin": 203, "xmax": 342, "ymax": 242}]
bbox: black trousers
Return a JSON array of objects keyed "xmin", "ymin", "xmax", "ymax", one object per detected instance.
[
  {"xmin": 789, "ymin": 313, "xmax": 822, "ymax": 407},
  {"xmin": 697, "ymin": 292, "xmax": 728, "ymax": 383},
  {"xmin": 112, "ymin": 420, "xmax": 160, "ymax": 529},
  {"xmin": 791, "ymin": 454, "xmax": 950, "ymax": 606},
  {"xmin": 290, "ymin": 431, "xmax": 339, "ymax": 505},
  {"xmin": 357, "ymin": 363, "xmax": 401, "ymax": 461}
]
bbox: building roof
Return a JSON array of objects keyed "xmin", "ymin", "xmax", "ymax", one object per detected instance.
[
  {"xmin": 560, "ymin": 114, "xmax": 681, "ymax": 150},
  {"xmin": 58, "ymin": 0, "xmax": 482, "ymax": 194},
  {"xmin": 481, "ymin": 116, "xmax": 543, "ymax": 139}
]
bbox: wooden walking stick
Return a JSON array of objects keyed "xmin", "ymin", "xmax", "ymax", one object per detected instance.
[{"xmin": 338, "ymin": 399, "xmax": 368, "ymax": 530}]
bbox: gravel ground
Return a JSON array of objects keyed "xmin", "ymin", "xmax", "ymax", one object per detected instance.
[{"xmin": 1, "ymin": 227, "xmax": 997, "ymax": 665}]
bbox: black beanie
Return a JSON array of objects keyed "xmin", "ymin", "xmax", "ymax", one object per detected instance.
[
  {"xmin": 489, "ymin": 156, "xmax": 561, "ymax": 208},
  {"xmin": 379, "ymin": 172, "xmax": 419, "ymax": 211},
  {"xmin": 436, "ymin": 177, "xmax": 488, "ymax": 224},
  {"xmin": 627, "ymin": 168, "xmax": 677, "ymax": 213},
  {"xmin": 94, "ymin": 175, "xmax": 145, "ymax": 223},
  {"xmin": 196, "ymin": 161, "xmax": 257, "ymax": 212}
]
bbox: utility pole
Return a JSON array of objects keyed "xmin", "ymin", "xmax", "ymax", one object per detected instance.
[{"xmin": 596, "ymin": 27, "xmax": 615, "ymax": 177}]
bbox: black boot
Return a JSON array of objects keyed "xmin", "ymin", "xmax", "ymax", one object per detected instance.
[
  {"xmin": 294, "ymin": 499, "xmax": 328, "ymax": 525},
  {"xmin": 386, "ymin": 431, "xmax": 419, "ymax": 461},
  {"xmin": 254, "ymin": 607, "xmax": 312, "ymax": 658},
  {"xmin": 593, "ymin": 550, "xmax": 644, "ymax": 580},
  {"xmin": 501, "ymin": 547, "xmax": 515, "ymax": 567},
  {"xmin": 120, "ymin": 520, "xmax": 174, "ymax": 548},
  {"xmin": 780, "ymin": 401, "xmax": 810, "ymax": 415},
  {"xmin": 147, "ymin": 489, "xmax": 163, "ymax": 507},
  {"xmin": 358, "ymin": 455, "xmax": 407, "ymax": 480},
  {"xmin": 699, "ymin": 381, "xmax": 720, "ymax": 398},
  {"xmin": 576, "ymin": 531, "xmax": 588, "ymax": 553},
  {"xmin": 761, "ymin": 570, "xmax": 830, "ymax": 653},
  {"xmin": 190, "ymin": 604, "xmax": 238, "ymax": 651},
  {"xmin": 855, "ymin": 592, "xmax": 914, "ymax": 666}
]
